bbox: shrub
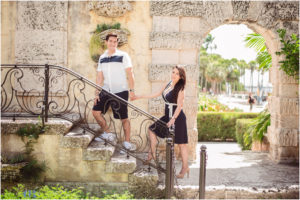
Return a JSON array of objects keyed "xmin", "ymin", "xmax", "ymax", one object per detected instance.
[
  {"xmin": 235, "ymin": 119, "xmax": 254, "ymax": 150},
  {"xmin": 197, "ymin": 112, "xmax": 258, "ymax": 141},
  {"xmin": 1, "ymin": 184, "xmax": 135, "ymax": 199}
]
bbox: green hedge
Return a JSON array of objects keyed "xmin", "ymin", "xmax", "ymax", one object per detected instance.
[
  {"xmin": 235, "ymin": 119, "xmax": 254, "ymax": 150},
  {"xmin": 197, "ymin": 112, "xmax": 258, "ymax": 141}
]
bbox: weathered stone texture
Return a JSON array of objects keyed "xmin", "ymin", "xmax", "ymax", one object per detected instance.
[
  {"xmin": 153, "ymin": 16, "xmax": 179, "ymax": 32},
  {"xmin": 149, "ymin": 64, "xmax": 199, "ymax": 82},
  {"xmin": 268, "ymin": 127, "xmax": 299, "ymax": 147},
  {"xmin": 150, "ymin": 32, "xmax": 204, "ymax": 49},
  {"xmin": 256, "ymin": 1, "xmax": 299, "ymax": 29},
  {"xmin": 150, "ymin": 1, "xmax": 233, "ymax": 27},
  {"xmin": 16, "ymin": 1, "xmax": 68, "ymax": 31},
  {"xmin": 15, "ymin": 1, "xmax": 67, "ymax": 65},
  {"xmin": 151, "ymin": 49, "xmax": 179, "ymax": 64},
  {"xmin": 180, "ymin": 17, "xmax": 210, "ymax": 33},
  {"xmin": 268, "ymin": 97, "xmax": 299, "ymax": 116},
  {"xmin": 87, "ymin": 1, "xmax": 132, "ymax": 17},
  {"xmin": 232, "ymin": 0, "xmax": 251, "ymax": 20},
  {"xmin": 105, "ymin": 156, "xmax": 136, "ymax": 173}
]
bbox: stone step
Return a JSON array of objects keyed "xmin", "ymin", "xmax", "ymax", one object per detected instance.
[
  {"xmin": 60, "ymin": 127, "xmax": 94, "ymax": 148},
  {"xmin": 82, "ymin": 140, "xmax": 115, "ymax": 161},
  {"xmin": 105, "ymin": 154, "xmax": 136, "ymax": 173}
]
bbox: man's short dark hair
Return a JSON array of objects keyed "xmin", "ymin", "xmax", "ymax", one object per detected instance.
[{"xmin": 105, "ymin": 33, "xmax": 119, "ymax": 41}]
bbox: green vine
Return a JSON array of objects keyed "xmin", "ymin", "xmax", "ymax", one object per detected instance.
[
  {"xmin": 275, "ymin": 29, "xmax": 299, "ymax": 80},
  {"xmin": 16, "ymin": 118, "xmax": 48, "ymax": 182}
]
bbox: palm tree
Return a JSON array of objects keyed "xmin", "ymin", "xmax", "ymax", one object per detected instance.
[
  {"xmin": 248, "ymin": 60, "xmax": 257, "ymax": 93},
  {"xmin": 237, "ymin": 59, "xmax": 248, "ymax": 90},
  {"xmin": 203, "ymin": 34, "xmax": 217, "ymax": 53},
  {"xmin": 205, "ymin": 54, "xmax": 227, "ymax": 94}
]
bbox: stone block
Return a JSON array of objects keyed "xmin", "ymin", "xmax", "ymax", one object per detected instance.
[
  {"xmin": 149, "ymin": 64, "xmax": 199, "ymax": 82},
  {"xmin": 180, "ymin": 17, "xmax": 204, "ymax": 32},
  {"xmin": 128, "ymin": 169, "xmax": 163, "ymax": 199},
  {"xmin": 231, "ymin": 1, "xmax": 251, "ymax": 21},
  {"xmin": 150, "ymin": 32, "xmax": 203, "ymax": 49},
  {"xmin": 87, "ymin": 1, "xmax": 132, "ymax": 17},
  {"xmin": 16, "ymin": 1, "xmax": 68, "ymax": 31},
  {"xmin": 105, "ymin": 155, "xmax": 136, "ymax": 173},
  {"xmin": 269, "ymin": 145, "xmax": 299, "ymax": 163},
  {"xmin": 15, "ymin": 30, "xmax": 67, "ymax": 65},
  {"xmin": 60, "ymin": 127, "xmax": 94, "ymax": 148},
  {"xmin": 268, "ymin": 97, "xmax": 299, "ymax": 116},
  {"xmin": 151, "ymin": 50, "xmax": 178, "ymax": 64},
  {"xmin": 179, "ymin": 49, "xmax": 197, "ymax": 65},
  {"xmin": 278, "ymin": 69, "xmax": 298, "ymax": 86},
  {"xmin": 268, "ymin": 127, "xmax": 299, "ymax": 147},
  {"xmin": 256, "ymin": 1, "xmax": 299, "ymax": 29},
  {"xmin": 278, "ymin": 84, "xmax": 298, "ymax": 98},
  {"xmin": 82, "ymin": 141, "xmax": 115, "ymax": 161},
  {"xmin": 153, "ymin": 16, "xmax": 179, "ymax": 32}
]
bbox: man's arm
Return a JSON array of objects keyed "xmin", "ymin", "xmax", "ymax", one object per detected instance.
[
  {"xmin": 95, "ymin": 71, "xmax": 104, "ymax": 95},
  {"xmin": 126, "ymin": 67, "xmax": 135, "ymax": 100}
]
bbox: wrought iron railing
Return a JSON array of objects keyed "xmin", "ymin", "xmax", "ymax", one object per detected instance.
[{"xmin": 1, "ymin": 64, "xmax": 175, "ymax": 197}]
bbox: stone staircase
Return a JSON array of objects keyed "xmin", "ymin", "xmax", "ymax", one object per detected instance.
[
  {"xmin": 1, "ymin": 119, "xmax": 161, "ymax": 196},
  {"xmin": 57, "ymin": 125, "xmax": 137, "ymax": 182}
]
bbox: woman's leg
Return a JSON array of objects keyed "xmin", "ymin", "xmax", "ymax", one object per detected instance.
[
  {"xmin": 148, "ymin": 129, "xmax": 157, "ymax": 160},
  {"xmin": 178, "ymin": 143, "xmax": 189, "ymax": 172}
]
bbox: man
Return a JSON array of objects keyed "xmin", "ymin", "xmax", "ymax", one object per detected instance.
[
  {"xmin": 92, "ymin": 33, "xmax": 135, "ymax": 152},
  {"xmin": 248, "ymin": 92, "xmax": 255, "ymax": 111}
]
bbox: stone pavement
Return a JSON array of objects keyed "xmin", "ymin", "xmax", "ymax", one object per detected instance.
[
  {"xmin": 172, "ymin": 142, "xmax": 299, "ymax": 198},
  {"xmin": 217, "ymin": 95, "xmax": 267, "ymax": 113}
]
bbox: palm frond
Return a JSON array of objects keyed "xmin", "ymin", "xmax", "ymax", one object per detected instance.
[{"xmin": 244, "ymin": 33, "xmax": 266, "ymax": 52}]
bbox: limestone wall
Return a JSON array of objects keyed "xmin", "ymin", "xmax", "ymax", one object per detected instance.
[{"xmin": 1, "ymin": 0, "xmax": 299, "ymax": 163}]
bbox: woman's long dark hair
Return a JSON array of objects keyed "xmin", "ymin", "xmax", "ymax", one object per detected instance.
[{"xmin": 172, "ymin": 66, "xmax": 186, "ymax": 103}]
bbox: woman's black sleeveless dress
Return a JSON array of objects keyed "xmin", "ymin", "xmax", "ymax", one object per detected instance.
[{"xmin": 149, "ymin": 85, "xmax": 188, "ymax": 144}]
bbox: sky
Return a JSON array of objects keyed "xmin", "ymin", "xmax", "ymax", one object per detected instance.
[{"xmin": 207, "ymin": 24, "xmax": 272, "ymax": 88}]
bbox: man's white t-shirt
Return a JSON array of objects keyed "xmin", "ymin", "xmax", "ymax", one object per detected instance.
[{"xmin": 97, "ymin": 49, "xmax": 132, "ymax": 94}]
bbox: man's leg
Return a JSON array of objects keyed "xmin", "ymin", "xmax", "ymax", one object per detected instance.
[
  {"xmin": 121, "ymin": 118, "xmax": 130, "ymax": 142},
  {"xmin": 92, "ymin": 110, "xmax": 109, "ymax": 132}
]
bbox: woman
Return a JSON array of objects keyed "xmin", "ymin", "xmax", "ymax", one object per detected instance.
[{"xmin": 132, "ymin": 66, "xmax": 189, "ymax": 179}]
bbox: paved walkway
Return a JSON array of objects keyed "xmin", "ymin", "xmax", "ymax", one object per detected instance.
[
  {"xmin": 175, "ymin": 142, "xmax": 299, "ymax": 189},
  {"xmin": 217, "ymin": 95, "xmax": 267, "ymax": 113}
]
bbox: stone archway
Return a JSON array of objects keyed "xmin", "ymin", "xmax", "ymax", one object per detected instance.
[{"xmin": 149, "ymin": 1, "xmax": 299, "ymax": 163}]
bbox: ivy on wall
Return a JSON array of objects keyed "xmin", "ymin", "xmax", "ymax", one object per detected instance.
[{"xmin": 276, "ymin": 29, "xmax": 299, "ymax": 80}]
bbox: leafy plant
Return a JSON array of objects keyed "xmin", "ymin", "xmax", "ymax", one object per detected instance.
[
  {"xmin": 244, "ymin": 109, "xmax": 270, "ymax": 147},
  {"xmin": 276, "ymin": 29, "xmax": 299, "ymax": 80},
  {"xmin": 95, "ymin": 23, "xmax": 121, "ymax": 33},
  {"xmin": 235, "ymin": 119, "xmax": 254, "ymax": 150},
  {"xmin": 1, "ymin": 184, "xmax": 135, "ymax": 199},
  {"xmin": 15, "ymin": 120, "xmax": 48, "ymax": 182}
]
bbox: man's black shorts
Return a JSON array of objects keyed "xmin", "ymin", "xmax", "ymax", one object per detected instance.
[{"xmin": 92, "ymin": 90, "xmax": 128, "ymax": 119}]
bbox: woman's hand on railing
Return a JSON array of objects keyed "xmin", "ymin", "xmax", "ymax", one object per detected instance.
[{"xmin": 131, "ymin": 95, "xmax": 141, "ymax": 101}]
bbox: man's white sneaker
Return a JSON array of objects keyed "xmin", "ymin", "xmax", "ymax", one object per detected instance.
[
  {"xmin": 94, "ymin": 132, "xmax": 116, "ymax": 144},
  {"xmin": 120, "ymin": 141, "xmax": 136, "ymax": 154}
]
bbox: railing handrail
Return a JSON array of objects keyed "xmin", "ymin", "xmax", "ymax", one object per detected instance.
[
  {"xmin": 0, "ymin": 64, "xmax": 166, "ymax": 127},
  {"xmin": 1, "ymin": 63, "xmax": 175, "ymax": 197}
]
